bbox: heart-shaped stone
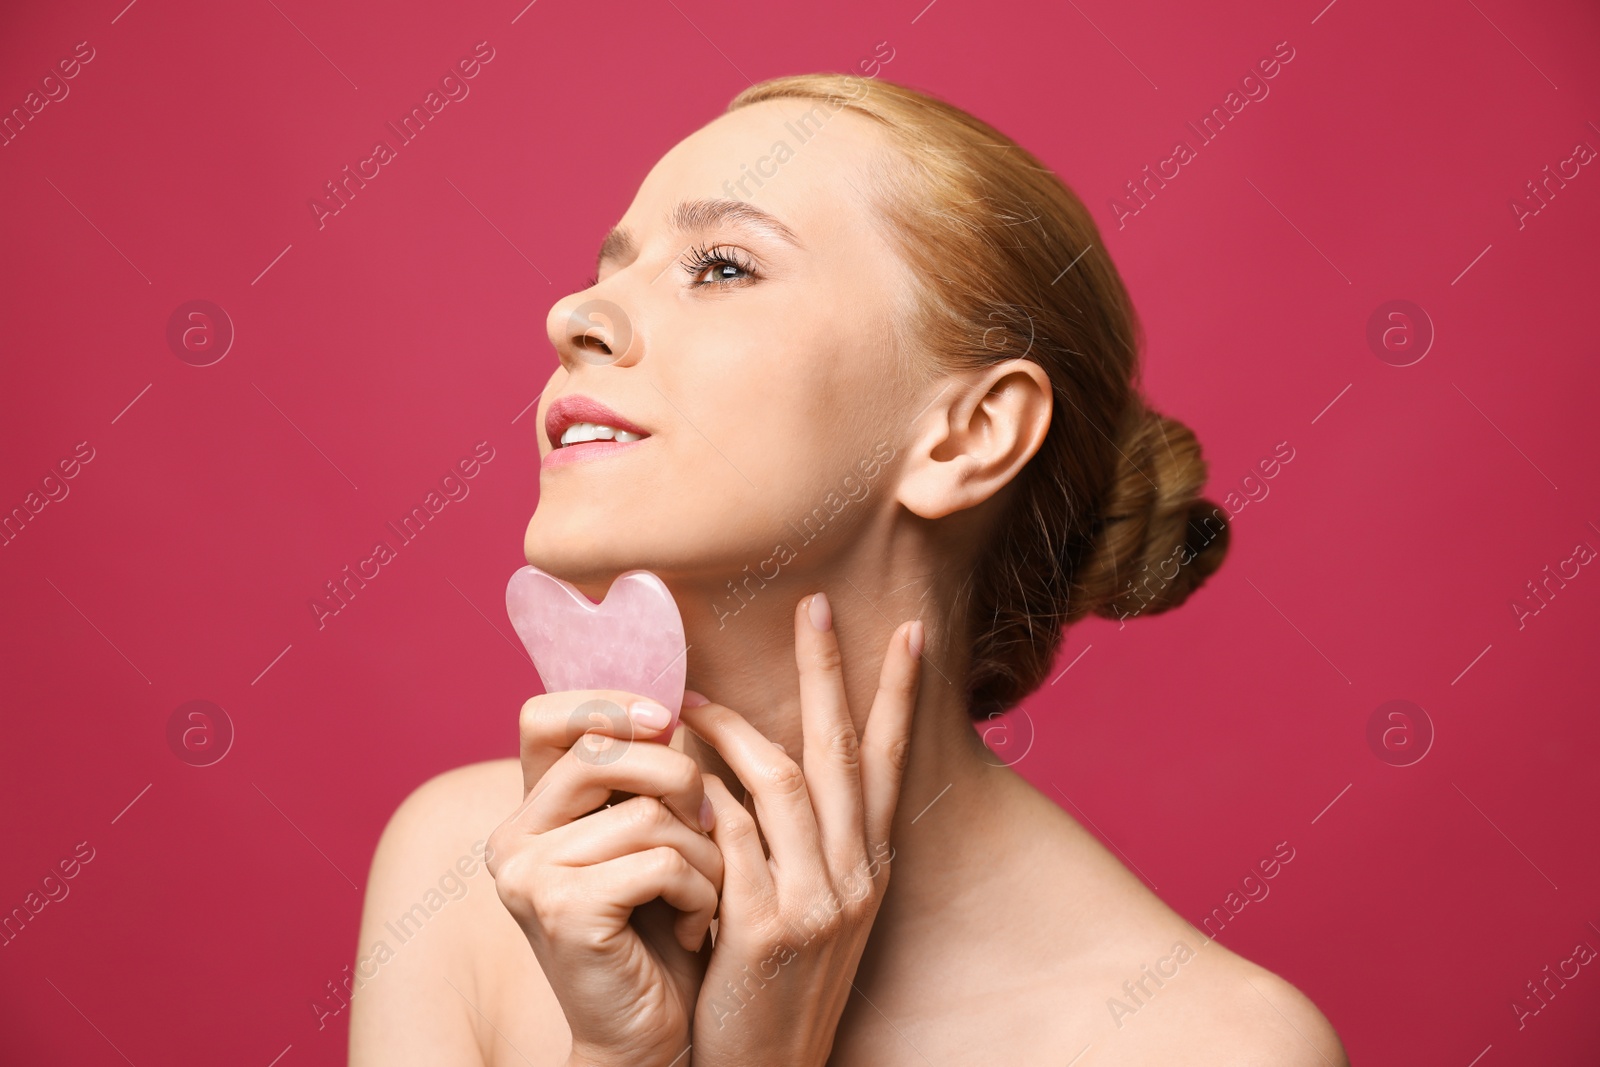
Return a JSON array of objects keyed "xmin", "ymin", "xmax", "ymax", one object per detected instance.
[{"xmin": 505, "ymin": 564, "xmax": 688, "ymax": 734}]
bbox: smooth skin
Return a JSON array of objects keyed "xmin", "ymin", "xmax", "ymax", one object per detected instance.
[{"xmin": 350, "ymin": 96, "xmax": 1350, "ymax": 1065}]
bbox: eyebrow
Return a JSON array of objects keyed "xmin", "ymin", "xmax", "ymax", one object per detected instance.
[{"xmin": 596, "ymin": 198, "xmax": 802, "ymax": 274}]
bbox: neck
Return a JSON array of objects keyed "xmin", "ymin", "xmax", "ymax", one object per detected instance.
[{"xmin": 662, "ymin": 509, "xmax": 1027, "ymax": 937}]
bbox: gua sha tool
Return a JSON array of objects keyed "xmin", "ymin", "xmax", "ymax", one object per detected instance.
[{"xmin": 505, "ymin": 564, "xmax": 688, "ymax": 737}]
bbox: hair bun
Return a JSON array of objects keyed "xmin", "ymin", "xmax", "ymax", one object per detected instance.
[{"xmin": 1074, "ymin": 404, "xmax": 1230, "ymax": 624}]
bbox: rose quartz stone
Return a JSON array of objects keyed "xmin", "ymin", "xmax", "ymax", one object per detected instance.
[{"xmin": 505, "ymin": 564, "xmax": 688, "ymax": 730}]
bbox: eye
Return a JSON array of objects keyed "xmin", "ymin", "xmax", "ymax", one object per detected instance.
[{"xmin": 680, "ymin": 242, "xmax": 757, "ymax": 287}]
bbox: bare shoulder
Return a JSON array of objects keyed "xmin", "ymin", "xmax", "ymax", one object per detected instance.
[
  {"xmin": 841, "ymin": 784, "xmax": 1347, "ymax": 1067},
  {"xmin": 362, "ymin": 757, "xmax": 524, "ymax": 918},
  {"xmin": 980, "ymin": 788, "xmax": 1347, "ymax": 1065},
  {"xmin": 1077, "ymin": 925, "xmax": 1349, "ymax": 1066},
  {"xmin": 1183, "ymin": 951, "xmax": 1347, "ymax": 1066},
  {"xmin": 349, "ymin": 758, "xmax": 530, "ymax": 1066},
  {"xmin": 378, "ymin": 757, "xmax": 525, "ymax": 844}
]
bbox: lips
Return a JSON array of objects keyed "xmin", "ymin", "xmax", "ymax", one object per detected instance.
[
  {"xmin": 541, "ymin": 394, "xmax": 652, "ymax": 471},
  {"xmin": 544, "ymin": 394, "xmax": 651, "ymax": 452}
]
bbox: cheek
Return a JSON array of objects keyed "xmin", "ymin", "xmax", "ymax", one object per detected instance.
[
  {"xmin": 525, "ymin": 300, "xmax": 899, "ymax": 575},
  {"xmin": 667, "ymin": 362, "xmax": 867, "ymax": 553},
  {"xmin": 712, "ymin": 363, "xmax": 855, "ymax": 483}
]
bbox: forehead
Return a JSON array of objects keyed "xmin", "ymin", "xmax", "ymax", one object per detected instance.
[{"xmin": 615, "ymin": 98, "xmax": 898, "ymax": 250}]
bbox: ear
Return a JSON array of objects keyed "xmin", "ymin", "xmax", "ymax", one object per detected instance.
[{"xmin": 895, "ymin": 359, "xmax": 1053, "ymax": 520}]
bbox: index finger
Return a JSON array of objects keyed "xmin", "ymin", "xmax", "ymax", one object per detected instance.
[
  {"xmin": 517, "ymin": 689, "xmax": 678, "ymax": 793},
  {"xmin": 795, "ymin": 592, "xmax": 867, "ymax": 858},
  {"xmin": 858, "ymin": 619, "xmax": 923, "ymax": 848}
]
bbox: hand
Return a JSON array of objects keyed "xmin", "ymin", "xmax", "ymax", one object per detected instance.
[
  {"xmin": 681, "ymin": 593, "xmax": 924, "ymax": 1067},
  {"xmin": 487, "ymin": 690, "xmax": 723, "ymax": 1067}
]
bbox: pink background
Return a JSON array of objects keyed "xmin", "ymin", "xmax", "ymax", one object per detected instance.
[{"xmin": 3, "ymin": 0, "xmax": 1598, "ymax": 1063}]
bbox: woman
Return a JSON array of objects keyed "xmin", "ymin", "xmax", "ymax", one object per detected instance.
[{"xmin": 350, "ymin": 73, "xmax": 1348, "ymax": 1065}]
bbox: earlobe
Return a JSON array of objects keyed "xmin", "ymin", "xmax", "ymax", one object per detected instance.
[{"xmin": 892, "ymin": 379, "xmax": 967, "ymax": 520}]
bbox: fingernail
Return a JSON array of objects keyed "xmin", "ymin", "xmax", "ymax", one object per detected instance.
[
  {"xmin": 908, "ymin": 620, "xmax": 924, "ymax": 660},
  {"xmin": 699, "ymin": 796, "xmax": 715, "ymax": 832},
  {"xmin": 808, "ymin": 591, "xmax": 832, "ymax": 632},
  {"xmin": 629, "ymin": 700, "xmax": 671, "ymax": 730},
  {"xmin": 682, "ymin": 690, "xmax": 710, "ymax": 708}
]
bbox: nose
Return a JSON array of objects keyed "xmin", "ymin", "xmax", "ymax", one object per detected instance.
[{"xmin": 547, "ymin": 294, "xmax": 637, "ymax": 371}]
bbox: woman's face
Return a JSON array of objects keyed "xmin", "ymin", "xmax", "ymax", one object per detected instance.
[{"xmin": 525, "ymin": 98, "xmax": 923, "ymax": 607}]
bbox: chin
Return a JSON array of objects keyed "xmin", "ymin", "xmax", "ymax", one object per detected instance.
[
  {"xmin": 524, "ymin": 488, "xmax": 787, "ymax": 599},
  {"xmin": 525, "ymin": 520, "xmax": 606, "ymax": 586},
  {"xmin": 523, "ymin": 512, "xmax": 669, "ymax": 602}
]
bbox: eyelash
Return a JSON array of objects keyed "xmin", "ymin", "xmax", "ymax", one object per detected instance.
[
  {"xmin": 679, "ymin": 242, "xmax": 758, "ymax": 286},
  {"xmin": 583, "ymin": 244, "xmax": 759, "ymax": 290}
]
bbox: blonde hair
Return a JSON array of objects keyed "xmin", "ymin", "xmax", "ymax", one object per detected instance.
[{"xmin": 728, "ymin": 74, "xmax": 1231, "ymax": 719}]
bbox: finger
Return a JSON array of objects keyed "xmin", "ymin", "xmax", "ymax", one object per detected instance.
[
  {"xmin": 540, "ymin": 794, "xmax": 724, "ymax": 891},
  {"xmin": 794, "ymin": 593, "xmax": 867, "ymax": 865},
  {"xmin": 702, "ymin": 773, "xmax": 775, "ymax": 906},
  {"xmin": 517, "ymin": 689, "xmax": 678, "ymax": 791},
  {"xmin": 860, "ymin": 619, "xmax": 923, "ymax": 848},
  {"xmin": 630, "ymin": 898, "xmax": 710, "ymax": 983},
  {"xmin": 513, "ymin": 741, "xmax": 711, "ymax": 838},
  {"xmin": 591, "ymin": 846, "xmax": 720, "ymax": 953},
  {"xmin": 679, "ymin": 699, "xmax": 821, "ymax": 875}
]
